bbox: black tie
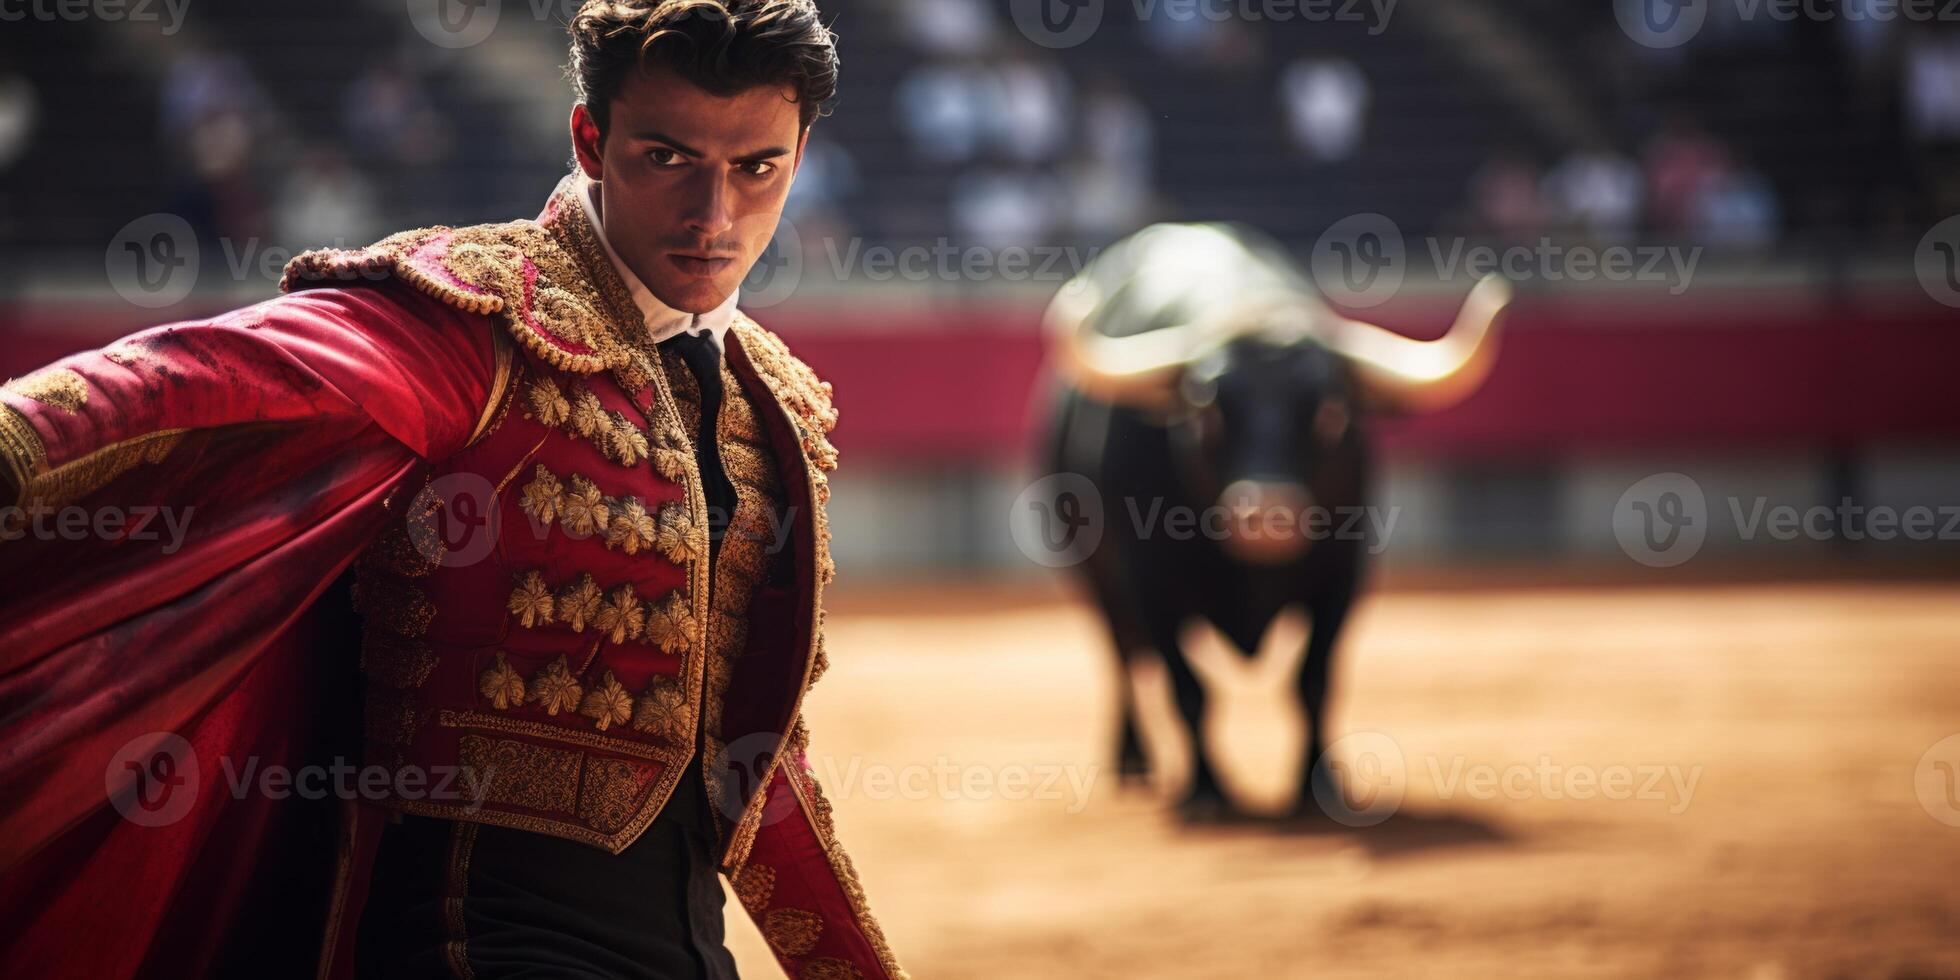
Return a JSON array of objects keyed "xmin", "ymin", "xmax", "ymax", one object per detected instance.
[{"xmin": 658, "ymin": 329, "xmax": 738, "ymax": 565}]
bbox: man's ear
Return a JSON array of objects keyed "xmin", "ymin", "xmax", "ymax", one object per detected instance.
[{"xmin": 571, "ymin": 104, "xmax": 605, "ymax": 181}]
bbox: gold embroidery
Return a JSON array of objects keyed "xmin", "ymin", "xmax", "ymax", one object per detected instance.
[
  {"xmin": 467, "ymin": 328, "xmax": 518, "ymax": 449},
  {"xmin": 507, "ymin": 570, "xmax": 555, "ymax": 628},
  {"xmin": 578, "ymin": 670, "xmax": 633, "ymax": 731},
  {"xmin": 603, "ymin": 496, "xmax": 656, "ymax": 555},
  {"xmin": 764, "ymin": 908, "xmax": 824, "ymax": 957},
  {"xmin": 478, "ymin": 651, "xmax": 527, "ymax": 710},
  {"xmin": 436, "ymin": 709, "xmax": 675, "ymax": 760},
  {"xmin": 0, "ymin": 403, "xmax": 47, "ymax": 505},
  {"xmin": 526, "ymin": 376, "xmax": 571, "ymax": 428},
  {"xmin": 3, "ymin": 368, "xmax": 88, "ymax": 413},
  {"xmin": 458, "ymin": 734, "xmax": 581, "ymax": 813},
  {"xmin": 568, "ymin": 384, "xmax": 606, "ymax": 439},
  {"xmin": 650, "ymin": 423, "xmax": 692, "ymax": 484},
  {"xmin": 594, "ymin": 584, "xmax": 647, "ymax": 646},
  {"xmin": 577, "ymin": 757, "xmax": 650, "ymax": 833},
  {"xmin": 630, "ymin": 674, "xmax": 688, "ymax": 740},
  {"xmin": 801, "ymin": 960, "xmax": 866, "ymax": 980},
  {"xmin": 3, "ymin": 427, "xmax": 185, "ymax": 511},
  {"xmin": 603, "ymin": 410, "xmax": 650, "ymax": 466},
  {"xmin": 363, "ymin": 686, "xmax": 420, "ymax": 756},
  {"xmin": 644, "ymin": 590, "xmax": 696, "ymax": 655},
  {"xmin": 732, "ymin": 863, "xmax": 776, "ymax": 914},
  {"xmin": 517, "ymin": 464, "xmax": 562, "ymax": 529},
  {"xmin": 560, "ymin": 474, "xmax": 610, "ymax": 538},
  {"xmin": 365, "ymin": 634, "xmax": 437, "ymax": 690},
  {"xmin": 653, "ymin": 500, "xmax": 704, "ymax": 565},
  {"xmin": 531, "ymin": 655, "xmax": 583, "ymax": 717},
  {"xmin": 353, "ymin": 580, "xmax": 436, "ymax": 637},
  {"xmin": 557, "ymin": 574, "xmax": 604, "ymax": 633},
  {"xmin": 787, "ymin": 755, "xmax": 907, "ymax": 980}
]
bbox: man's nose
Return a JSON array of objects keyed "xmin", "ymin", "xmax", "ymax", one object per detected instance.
[{"xmin": 680, "ymin": 170, "xmax": 735, "ymax": 241}]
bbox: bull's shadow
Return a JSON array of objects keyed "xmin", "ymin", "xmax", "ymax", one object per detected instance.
[{"xmin": 1262, "ymin": 806, "xmax": 1510, "ymax": 861}]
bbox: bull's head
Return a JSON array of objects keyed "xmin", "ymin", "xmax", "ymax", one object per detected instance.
[{"xmin": 1046, "ymin": 223, "xmax": 1511, "ymax": 564}]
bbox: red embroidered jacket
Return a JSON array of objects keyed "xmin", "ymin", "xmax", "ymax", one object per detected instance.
[{"xmin": 0, "ymin": 177, "xmax": 904, "ymax": 980}]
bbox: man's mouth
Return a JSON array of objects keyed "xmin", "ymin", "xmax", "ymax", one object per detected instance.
[{"xmin": 667, "ymin": 253, "xmax": 737, "ymax": 278}]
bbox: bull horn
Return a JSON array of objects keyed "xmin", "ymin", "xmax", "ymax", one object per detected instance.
[
  {"xmin": 1043, "ymin": 276, "xmax": 1227, "ymax": 409},
  {"xmin": 1329, "ymin": 275, "xmax": 1512, "ymax": 413}
]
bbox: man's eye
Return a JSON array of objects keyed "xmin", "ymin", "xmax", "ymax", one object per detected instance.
[
  {"xmin": 648, "ymin": 148, "xmax": 685, "ymax": 167},
  {"xmin": 741, "ymin": 161, "xmax": 776, "ymax": 177}
]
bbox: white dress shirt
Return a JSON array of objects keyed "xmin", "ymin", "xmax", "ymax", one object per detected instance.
[{"xmin": 577, "ymin": 175, "xmax": 740, "ymax": 354}]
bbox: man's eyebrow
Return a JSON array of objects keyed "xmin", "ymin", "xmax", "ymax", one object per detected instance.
[{"xmin": 628, "ymin": 130, "xmax": 791, "ymax": 164}]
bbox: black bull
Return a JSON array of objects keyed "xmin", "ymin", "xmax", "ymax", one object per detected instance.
[{"xmin": 1033, "ymin": 223, "xmax": 1507, "ymax": 820}]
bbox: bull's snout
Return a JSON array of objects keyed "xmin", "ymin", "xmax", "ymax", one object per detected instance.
[{"xmin": 1217, "ymin": 479, "xmax": 1314, "ymax": 564}]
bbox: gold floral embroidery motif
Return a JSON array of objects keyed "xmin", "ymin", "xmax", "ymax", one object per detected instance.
[
  {"xmin": 560, "ymin": 474, "xmax": 610, "ymax": 538},
  {"xmin": 653, "ymin": 500, "xmax": 704, "ymax": 565},
  {"xmin": 764, "ymin": 908, "xmax": 824, "ymax": 957},
  {"xmin": 732, "ymin": 863, "xmax": 776, "ymax": 914},
  {"xmin": 630, "ymin": 674, "xmax": 688, "ymax": 739},
  {"xmin": 650, "ymin": 423, "xmax": 692, "ymax": 484},
  {"xmin": 531, "ymin": 655, "xmax": 583, "ymax": 716},
  {"xmin": 568, "ymin": 385, "xmax": 607, "ymax": 439},
  {"xmin": 576, "ymin": 756, "xmax": 651, "ymax": 833},
  {"xmin": 518, "ymin": 465, "xmax": 563, "ymax": 529},
  {"xmin": 579, "ymin": 670, "xmax": 633, "ymax": 731},
  {"xmin": 605, "ymin": 497, "xmax": 656, "ymax": 555},
  {"xmin": 508, "ymin": 570, "xmax": 555, "ymax": 628},
  {"xmin": 604, "ymin": 410, "xmax": 650, "ymax": 466},
  {"xmin": 644, "ymin": 590, "xmax": 696, "ymax": 655},
  {"xmin": 479, "ymin": 651, "xmax": 527, "ymax": 710},
  {"xmin": 526, "ymin": 376, "xmax": 571, "ymax": 428},
  {"xmin": 557, "ymin": 574, "xmax": 604, "ymax": 633},
  {"xmin": 594, "ymin": 584, "xmax": 646, "ymax": 646}
]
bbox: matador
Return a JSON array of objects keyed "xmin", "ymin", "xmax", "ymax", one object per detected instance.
[{"xmin": 0, "ymin": 2, "xmax": 905, "ymax": 978}]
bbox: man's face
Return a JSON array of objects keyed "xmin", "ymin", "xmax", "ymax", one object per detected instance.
[{"xmin": 572, "ymin": 65, "xmax": 807, "ymax": 314}]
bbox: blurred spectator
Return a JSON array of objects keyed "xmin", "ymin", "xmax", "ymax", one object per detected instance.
[
  {"xmin": 1904, "ymin": 29, "xmax": 1960, "ymax": 143},
  {"xmin": 1279, "ymin": 57, "xmax": 1369, "ymax": 163},
  {"xmin": 897, "ymin": 62, "xmax": 995, "ymax": 163},
  {"xmin": 274, "ymin": 150, "xmax": 381, "ymax": 251},
  {"xmin": 1541, "ymin": 149, "xmax": 1644, "ymax": 242},
  {"xmin": 1468, "ymin": 152, "xmax": 1545, "ymax": 243},
  {"xmin": 160, "ymin": 48, "xmax": 262, "ymax": 146},
  {"xmin": 0, "ymin": 74, "xmax": 36, "ymax": 172},
  {"xmin": 1642, "ymin": 116, "xmax": 1726, "ymax": 235},
  {"xmin": 784, "ymin": 135, "xmax": 860, "ymax": 243},
  {"xmin": 951, "ymin": 169, "xmax": 1067, "ymax": 251},
  {"xmin": 342, "ymin": 60, "xmax": 452, "ymax": 169},
  {"xmin": 899, "ymin": 0, "xmax": 996, "ymax": 58},
  {"xmin": 994, "ymin": 56, "xmax": 1072, "ymax": 164},
  {"xmin": 1692, "ymin": 161, "xmax": 1780, "ymax": 250}
]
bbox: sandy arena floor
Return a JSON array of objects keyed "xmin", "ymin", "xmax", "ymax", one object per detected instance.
[{"xmin": 721, "ymin": 579, "xmax": 1960, "ymax": 979}]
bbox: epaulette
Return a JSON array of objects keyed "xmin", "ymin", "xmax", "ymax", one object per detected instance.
[{"xmin": 280, "ymin": 221, "xmax": 634, "ymax": 375}]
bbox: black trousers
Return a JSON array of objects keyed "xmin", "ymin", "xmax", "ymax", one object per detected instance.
[{"xmin": 354, "ymin": 756, "xmax": 739, "ymax": 979}]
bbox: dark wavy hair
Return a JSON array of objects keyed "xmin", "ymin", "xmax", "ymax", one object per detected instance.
[{"xmin": 568, "ymin": 0, "xmax": 839, "ymax": 137}]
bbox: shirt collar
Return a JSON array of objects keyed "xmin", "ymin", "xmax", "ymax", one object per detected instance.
[{"xmin": 577, "ymin": 174, "xmax": 739, "ymax": 353}]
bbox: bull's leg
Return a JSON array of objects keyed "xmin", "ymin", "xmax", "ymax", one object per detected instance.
[
  {"xmin": 1112, "ymin": 646, "xmax": 1151, "ymax": 786},
  {"xmin": 1293, "ymin": 587, "xmax": 1355, "ymax": 814},
  {"xmin": 1143, "ymin": 617, "xmax": 1231, "ymax": 820}
]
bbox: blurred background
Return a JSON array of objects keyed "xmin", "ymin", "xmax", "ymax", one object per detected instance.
[{"xmin": 4, "ymin": 1, "xmax": 1960, "ymax": 977}]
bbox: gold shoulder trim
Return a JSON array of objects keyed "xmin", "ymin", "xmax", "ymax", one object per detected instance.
[{"xmin": 281, "ymin": 221, "xmax": 634, "ymax": 377}]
